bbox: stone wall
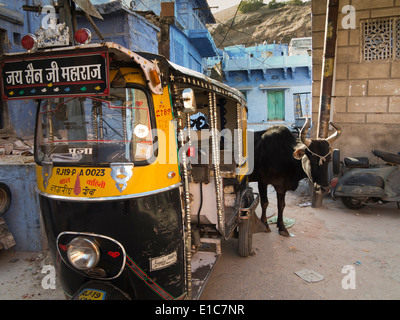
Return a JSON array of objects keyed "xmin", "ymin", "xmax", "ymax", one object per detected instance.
[{"xmin": 312, "ymin": 0, "xmax": 400, "ymax": 159}]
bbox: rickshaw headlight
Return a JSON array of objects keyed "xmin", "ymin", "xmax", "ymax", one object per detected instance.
[{"xmin": 67, "ymin": 237, "xmax": 100, "ymax": 270}]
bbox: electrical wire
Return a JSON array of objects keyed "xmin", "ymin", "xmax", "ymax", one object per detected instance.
[
  {"xmin": 217, "ymin": 0, "xmax": 243, "ymax": 47},
  {"xmin": 210, "ymin": 17, "xmax": 257, "ymax": 41}
]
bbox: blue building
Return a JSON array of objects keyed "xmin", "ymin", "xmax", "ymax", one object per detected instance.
[
  {"xmin": 207, "ymin": 37, "xmax": 312, "ymax": 131},
  {"xmin": 0, "ymin": 0, "xmax": 43, "ymax": 251},
  {"xmin": 91, "ymin": 0, "xmax": 218, "ymax": 73},
  {"xmin": 79, "ymin": 1, "xmax": 160, "ymax": 54},
  {"xmin": 130, "ymin": 0, "xmax": 218, "ymax": 72},
  {"xmin": 0, "ymin": 1, "xmax": 42, "ymax": 137}
]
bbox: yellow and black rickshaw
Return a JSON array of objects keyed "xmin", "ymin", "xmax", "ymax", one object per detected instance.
[{"xmin": 1, "ymin": 37, "xmax": 262, "ymax": 300}]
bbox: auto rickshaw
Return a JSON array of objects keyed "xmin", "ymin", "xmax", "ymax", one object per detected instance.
[{"xmin": 0, "ymin": 28, "xmax": 263, "ymax": 300}]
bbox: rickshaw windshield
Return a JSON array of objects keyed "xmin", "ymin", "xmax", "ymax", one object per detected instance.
[{"xmin": 35, "ymin": 87, "xmax": 155, "ymax": 165}]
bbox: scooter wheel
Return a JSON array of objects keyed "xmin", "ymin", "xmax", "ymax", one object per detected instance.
[{"xmin": 341, "ymin": 196, "xmax": 365, "ymax": 210}]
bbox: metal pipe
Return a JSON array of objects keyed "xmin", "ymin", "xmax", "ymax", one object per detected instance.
[
  {"xmin": 92, "ymin": 101, "xmax": 98, "ymax": 141},
  {"xmin": 317, "ymin": 0, "xmax": 339, "ymax": 139},
  {"xmin": 172, "ymin": 85, "xmax": 192, "ymax": 299},
  {"xmin": 236, "ymin": 102, "xmax": 243, "ymax": 165},
  {"xmin": 314, "ymin": 0, "xmax": 339, "ymax": 208},
  {"xmin": 208, "ymin": 92, "xmax": 225, "ymax": 237}
]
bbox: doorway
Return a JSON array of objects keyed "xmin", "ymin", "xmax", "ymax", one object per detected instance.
[{"xmin": 267, "ymin": 90, "xmax": 284, "ymax": 121}]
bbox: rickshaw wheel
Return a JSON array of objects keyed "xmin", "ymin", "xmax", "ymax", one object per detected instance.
[
  {"xmin": 238, "ymin": 189, "xmax": 254, "ymax": 257},
  {"xmin": 238, "ymin": 218, "xmax": 252, "ymax": 257},
  {"xmin": 0, "ymin": 183, "xmax": 12, "ymax": 217}
]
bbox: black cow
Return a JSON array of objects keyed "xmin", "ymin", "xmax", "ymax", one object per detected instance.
[{"xmin": 249, "ymin": 118, "xmax": 341, "ymax": 236}]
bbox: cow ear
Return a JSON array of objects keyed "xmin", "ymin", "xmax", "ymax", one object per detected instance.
[{"xmin": 293, "ymin": 148, "xmax": 305, "ymax": 160}]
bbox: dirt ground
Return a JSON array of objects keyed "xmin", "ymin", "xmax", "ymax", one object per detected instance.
[
  {"xmin": 200, "ymin": 182, "xmax": 400, "ymax": 300},
  {"xmin": 0, "ymin": 180, "xmax": 400, "ymax": 300}
]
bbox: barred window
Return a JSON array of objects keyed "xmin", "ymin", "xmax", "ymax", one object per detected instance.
[
  {"xmin": 362, "ymin": 17, "xmax": 400, "ymax": 61},
  {"xmin": 396, "ymin": 19, "xmax": 400, "ymax": 59}
]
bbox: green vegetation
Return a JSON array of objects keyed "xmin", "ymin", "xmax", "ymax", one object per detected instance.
[
  {"xmin": 268, "ymin": 0, "xmax": 307, "ymax": 9},
  {"xmin": 238, "ymin": 0, "xmax": 308, "ymax": 14},
  {"xmin": 286, "ymin": 0, "xmax": 307, "ymax": 6},
  {"xmin": 268, "ymin": 0, "xmax": 286, "ymax": 9},
  {"xmin": 238, "ymin": 0, "xmax": 265, "ymax": 13}
]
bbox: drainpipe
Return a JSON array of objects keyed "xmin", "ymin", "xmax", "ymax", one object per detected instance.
[
  {"xmin": 317, "ymin": 0, "xmax": 339, "ymax": 139},
  {"xmin": 313, "ymin": 0, "xmax": 339, "ymax": 208}
]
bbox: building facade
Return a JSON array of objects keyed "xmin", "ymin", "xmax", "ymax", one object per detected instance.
[
  {"xmin": 0, "ymin": 0, "xmax": 41, "ymax": 137},
  {"xmin": 207, "ymin": 39, "xmax": 312, "ymax": 131},
  {"xmin": 0, "ymin": 0, "xmax": 43, "ymax": 251},
  {"xmin": 312, "ymin": 0, "xmax": 400, "ymax": 159},
  {"xmin": 130, "ymin": 0, "xmax": 218, "ymax": 73}
]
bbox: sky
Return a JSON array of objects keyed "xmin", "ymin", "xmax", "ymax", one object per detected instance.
[
  {"xmin": 76, "ymin": 1, "xmax": 273, "ymax": 14},
  {"xmin": 206, "ymin": 0, "xmax": 242, "ymax": 12},
  {"xmin": 49, "ymin": 0, "xmax": 272, "ymax": 15},
  {"xmin": 207, "ymin": 0, "xmax": 272, "ymax": 13}
]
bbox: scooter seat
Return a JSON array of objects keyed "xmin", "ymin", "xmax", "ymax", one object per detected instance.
[
  {"xmin": 344, "ymin": 157, "xmax": 369, "ymax": 168},
  {"xmin": 372, "ymin": 150, "xmax": 400, "ymax": 165}
]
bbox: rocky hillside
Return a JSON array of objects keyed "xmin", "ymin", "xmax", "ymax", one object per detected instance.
[{"xmin": 208, "ymin": 2, "xmax": 311, "ymax": 49}]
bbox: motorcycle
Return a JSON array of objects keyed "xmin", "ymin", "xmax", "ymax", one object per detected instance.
[{"xmin": 331, "ymin": 149, "xmax": 400, "ymax": 209}]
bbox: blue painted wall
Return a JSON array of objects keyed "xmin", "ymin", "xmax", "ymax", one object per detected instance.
[
  {"xmin": 170, "ymin": 25, "xmax": 204, "ymax": 72},
  {"xmin": 1, "ymin": 163, "xmax": 43, "ymax": 252},
  {"xmin": 79, "ymin": 2, "xmax": 159, "ymax": 54},
  {"xmin": 0, "ymin": 0, "xmax": 42, "ymax": 137},
  {"xmin": 0, "ymin": 1, "xmax": 44, "ymax": 251},
  {"xmin": 207, "ymin": 41, "xmax": 312, "ymax": 131},
  {"xmin": 129, "ymin": 0, "xmax": 217, "ymax": 72}
]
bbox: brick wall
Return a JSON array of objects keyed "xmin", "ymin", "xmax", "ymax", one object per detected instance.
[{"xmin": 312, "ymin": 0, "xmax": 400, "ymax": 158}]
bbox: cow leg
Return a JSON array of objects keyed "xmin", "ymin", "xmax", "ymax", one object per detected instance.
[
  {"xmin": 276, "ymin": 191, "xmax": 290, "ymax": 237},
  {"xmin": 258, "ymin": 182, "xmax": 271, "ymax": 233}
]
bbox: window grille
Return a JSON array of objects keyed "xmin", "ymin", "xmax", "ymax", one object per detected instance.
[
  {"xmin": 396, "ymin": 19, "xmax": 400, "ymax": 59},
  {"xmin": 362, "ymin": 17, "xmax": 400, "ymax": 61}
]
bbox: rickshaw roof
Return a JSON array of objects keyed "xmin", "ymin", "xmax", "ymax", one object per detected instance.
[
  {"xmin": 165, "ymin": 60, "xmax": 247, "ymax": 106},
  {"xmin": 134, "ymin": 50, "xmax": 247, "ymax": 107},
  {"xmin": 1, "ymin": 42, "xmax": 246, "ymax": 107}
]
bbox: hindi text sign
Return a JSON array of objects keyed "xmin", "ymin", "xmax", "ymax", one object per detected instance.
[{"xmin": 1, "ymin": 51, "xmax": 109, "ymax": 100}]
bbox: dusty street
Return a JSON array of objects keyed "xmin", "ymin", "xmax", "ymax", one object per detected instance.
[
  {"xmin": 200, "ymin": 182, "xmax": 400, "ymax": 300},
  {"xmin": 1, "ymin": 181, "xmax": 400, "ymax": 300}
]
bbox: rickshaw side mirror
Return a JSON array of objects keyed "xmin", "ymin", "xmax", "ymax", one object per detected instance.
[{"xmin": 182, "ymin": 88, "xmax": 197, "ymax": 114}]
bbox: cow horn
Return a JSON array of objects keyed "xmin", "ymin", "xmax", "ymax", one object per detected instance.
[
  {"xmin": 300, "ymin": 117, "xmax": 311, "ymax": 147},
  {"xmin": 326, "ymin": 121, "xmax": 342, "ymax": 144}
]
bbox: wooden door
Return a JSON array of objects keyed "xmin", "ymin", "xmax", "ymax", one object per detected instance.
[{"xmin": 267, "ymin": 90, "xmax": 284, "ymax": 121}]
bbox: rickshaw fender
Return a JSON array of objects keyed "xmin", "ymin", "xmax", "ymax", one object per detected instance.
[{"xmin": 72, "ymin": 280, "xmax": 131, "ymax": 300}]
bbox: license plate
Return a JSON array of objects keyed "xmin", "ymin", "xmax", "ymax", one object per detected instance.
[{"xmin": 78, "ymin": 289, "xmax": 106, "ymax": 300}]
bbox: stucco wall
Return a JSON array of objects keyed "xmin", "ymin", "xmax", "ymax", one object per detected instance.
[
  {"xmin": 169, "ymin": 25, "xmax": 203, "ymax": 72},
  {"xmin": 1, "ymin": 161, "xmax": 44, "ymax": 252},
  {"xmin": 0, "ymin": 1, "xmax": 42, "ymax": 137},
  {"xmin": 222, "ymin": 52, "xmax": 312, "ymax": 131},
  {"xmin": 78, "ymin": 7, "xmax": 159, "ymax": 54},
  {"xmin": 312, "ymin": 0, "xmax": 400, "ymax": 159}
]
